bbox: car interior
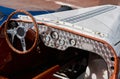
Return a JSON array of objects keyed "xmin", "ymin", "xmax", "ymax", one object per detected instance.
[{"xmin": 0, "ymin": 10, "xmax": 117, "ymax": 79}]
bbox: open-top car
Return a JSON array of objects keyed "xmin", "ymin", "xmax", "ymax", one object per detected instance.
[{"xmin": 0, "ymin": 5, "xmax": 120, "ymax": 79}]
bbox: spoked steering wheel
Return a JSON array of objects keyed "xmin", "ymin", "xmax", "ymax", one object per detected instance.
[{"xmin": 4, "ymin": 10, "xmax": 39, "ymax": 54}]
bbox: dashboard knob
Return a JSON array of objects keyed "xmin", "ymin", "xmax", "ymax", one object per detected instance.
[
  {"xmin": 51, "ymin": 31, "xmax": 59, "ymax": 39},
  {"xmin": 70, "ymin": 39, "xmax": 76, "ymax": 46},
  {"xmin": 59, "ymin": 39, "xmax": 65, "ymax": 46}
]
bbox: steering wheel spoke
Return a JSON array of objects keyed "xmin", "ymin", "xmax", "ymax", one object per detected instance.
[
  {"xmin": 20, "ymin": 38, "xmax": 26, "ymax": 51},
  {"xmin": 7, "ymin": 28, "xmax": 16, "ymax": 44},
  {"xmin": 7, "ymin": 28, "xmax": 16, "ymax": 35}
]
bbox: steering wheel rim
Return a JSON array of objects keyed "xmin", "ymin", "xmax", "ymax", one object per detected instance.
[{"xmin": 4, "ymin": 9, "xmax": 39, "ymax": 54}]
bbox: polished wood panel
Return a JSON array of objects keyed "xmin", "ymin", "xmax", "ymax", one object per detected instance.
[{"xmin": 33, "ymin": 65, "xmax": 60, "ymax": 79}]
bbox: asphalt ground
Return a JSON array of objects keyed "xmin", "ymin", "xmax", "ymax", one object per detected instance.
[{"xmin": 0, "ymin": 0, "xmax": 119, "ymax": 10}]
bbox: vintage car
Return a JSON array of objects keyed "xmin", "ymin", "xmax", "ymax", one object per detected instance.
[{"xmin": 0, "ymin": 5, "xmax": 120, "ymax": 79}]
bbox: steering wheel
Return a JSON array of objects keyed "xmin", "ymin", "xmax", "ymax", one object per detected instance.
[{"xmin": 4, "ymin": 10, "xmax": 39, "ymax": 54}]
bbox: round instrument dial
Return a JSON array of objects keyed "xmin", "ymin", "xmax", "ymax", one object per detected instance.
[
  {"xmin": 59, "ymin": 39, "xmax": 65, "ymax": 46},
  {"xmin": 51, "ymin": 31, "xmax": 59, "ymax": 39},
  {"xmin": 70, "ymin": 39, "xmax": 76, "ymax": 46}
]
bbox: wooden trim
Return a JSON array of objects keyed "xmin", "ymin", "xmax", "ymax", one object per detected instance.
[{"xmin": 33, "ymin": 65, "xmax": 60, "ymax": 79}]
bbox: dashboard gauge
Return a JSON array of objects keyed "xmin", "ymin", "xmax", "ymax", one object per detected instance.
[
  {"xmin": 70, "ymin": 39, "xmax": 76, "ymax": 46},
  {"xmin": 59, "ymin": 39, "xmax": 65, "ymax": 46},
  {"xmin": 51, "ymin": 31, "xmax": 59, "ymax": 39}
]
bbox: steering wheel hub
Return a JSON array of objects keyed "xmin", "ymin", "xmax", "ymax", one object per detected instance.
[{"xmin": 16, "ymin": 27, "xmax": 26, "ymax": 38}]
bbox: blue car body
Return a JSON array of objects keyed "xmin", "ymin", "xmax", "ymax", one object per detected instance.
[{"xmin": 0, "ymin": 6, "xmax": 54, "ymax": 26}]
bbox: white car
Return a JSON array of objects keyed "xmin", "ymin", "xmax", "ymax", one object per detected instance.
[{"xmin": 0, "ymin": 5, "xmax": 119, "ymax": 79}]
